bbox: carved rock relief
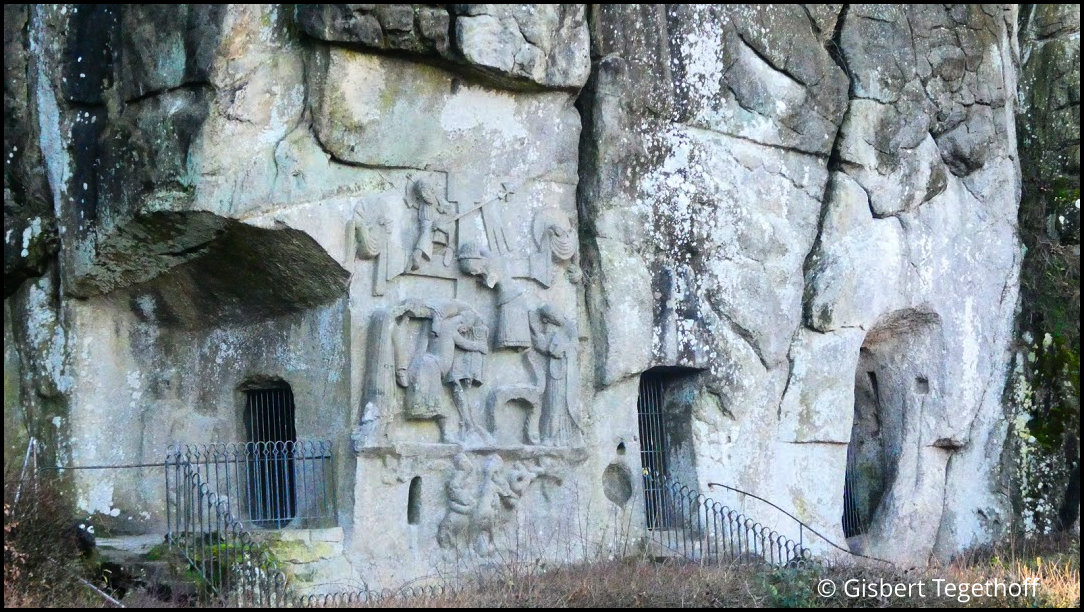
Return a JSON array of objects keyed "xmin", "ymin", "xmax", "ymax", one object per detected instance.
[
  {"xmin": 354, "ymin": 176, "xmax": 582, "ymax": 295},
  {"xmin": 355, "ymin": 175, "xmax": 583, "ymax": 450},
  {"xmin": 436, "ymin": 453, "xmax": 555, "ymax": 557},
  {"xmin": 392, "ymin": 298, "xmax": 490, "ymax": 445}
]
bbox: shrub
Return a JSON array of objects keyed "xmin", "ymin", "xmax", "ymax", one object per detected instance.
[{"xmin": 3, "ymin": 472, "xmax": 101, "ymax": 608}]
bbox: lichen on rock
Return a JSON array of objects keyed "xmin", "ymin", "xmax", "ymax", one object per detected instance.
[{"xmin": 0, "ymin": 3, "xmax": 1071, "ymax": 588}]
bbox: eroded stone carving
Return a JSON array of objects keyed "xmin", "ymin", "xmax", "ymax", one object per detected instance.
[
  {"xmin": 486, "ymin": 384, "xmax": 541, "ymax": 445},
  {"xmin": 436, "ymin": 453, "xmax": 475, "ymax": 549},
  {"xmin": 474, "ymin": 304, "xmax": 582, "ymax": 448},
  {"xmin": 358, "ymin": 177, "xmax": 522, "ymax": 297},
  {"xmin": 458, "ymin": 242, "xmax": 531, "ymax": 350},
  {"xmin": 354, "ymin": 309, "xmax": 397, "ymax": 449},
  {"xmin": 353, "ymin": 203, "xmax": 390, "ymax": 260},
  {"xmin": 529, "ymin": 305, "xmax": 580, "ymax": 445},
  {"xmin": 530, "ymin": 209, "xmax": 582, "ymax": 286},
  {"xmin": 353, "ymin": 196, "xmax": 402, "ymax": 296},
  {"xmin": 392, "ymin": 299, "xmax": 490, "ymax": 443},
  {"xmin": 354, "ymin": 178, "xmax": 584, "ymax": 451},
  {"xmin": 356, "ymin": 178, "xmax": 584, "ymax": 308},
  {"xmin": 436, "ymin": 453, "xmax": 540, "ymax": 556},
  {"xmin": 354, "ymin": 400, "xmax": 385, "ymax": 449},
  {"xmin": 406, "ymin": 178, "xmax": 455, "ymax": 272}
]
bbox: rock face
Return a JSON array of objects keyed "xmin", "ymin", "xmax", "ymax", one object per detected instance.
[
  {"xmin": 2, "ymin": 3, "xmax": 1036, "ymax": 585},
  {"xmin": 581, "ymin": 5, "xmax": 1021, "ymax": 566},
  {"xmin": 297, "ymin": 4, "xmax": 590, "ymax": 89},
  {"xmin": 1013, "ymin": 4, "xmax": 1080, "ymax": 535},
  {"xmin": 4, "ymin": 5, "xmax": 57, "ymax": 297}
]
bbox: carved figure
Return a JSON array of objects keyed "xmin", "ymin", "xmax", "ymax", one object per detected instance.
[
  {"xmin": 353, "ymin": 203, "xmax": 390, "ymax": 259},
  {"xmin": 436, "ymin": 454, "xmax": 539, "ymax": 556},
  {"xmin": 458, "ymin": 242, "xmax": 531, "ymax": 350},
  {"xmin": 402, "ymin": 342, "xmax": 445, "ymax": 423},
  {"xmin": 356, "ymin": 309, "xmax": 397, "ymax": 448},
  {"xmin": 355, "ymin": 401, "xmax": 384, "ymax": 448},
  {"xmin": 530, "ymin": 209, "xmax": 582, "ymax": 286},
  {"xmin": 392, "ymin": 299, "xmax": 490, "ymax": 442},
  {"xmin": 503, "ymin": 461, "xmax": 538, "ymax": 510},
  {"xmin": 354, "ymin": 201, "xmax": 397, "ymax": 295},
  {"xmin": 447, "ymin": 308, "xmax": 488, "ymax": 386},
  {"xmin": 470, "ymin": 455, "xmax": 512, "ymax": 555},
  {"xmin": 444, "ymin": 309, "xmax": 491, "ymax": 443},
  {"xmin": 530, "ymin": 305, "xmax": 579, "ymax": 445},
  {"xmin": 437, "ymin": 453, "xmax": 476, "ymax": 549},
  {"xmin": 407, "ymin": 178, "xmax": 453, "ymax": 272}
]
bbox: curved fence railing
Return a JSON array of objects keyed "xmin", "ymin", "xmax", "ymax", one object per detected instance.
[
  {"xmin": 165, "ymin": 446, "xmax": 447, "ymax": 608},
  {"xmin": 643, "ymin": 473, "xmax": 812, "ymax": 566},
  {"xmin": 293, "ymin": 583, "xmax": 464, "ymax": 608},
  {"xmin": 705, "ymin": 481, "xmax": 895, "ymax": 567},
  {"xmin": 165, "ymin": 448, "xmax": 296, "ymax": 605},
  {"xmin": 161, "ymin": 450, "xmax": 889, "ymax": 606},
  {"xmin": 166, "ymin": 441, "xmax": 334, "ymax": 530}
]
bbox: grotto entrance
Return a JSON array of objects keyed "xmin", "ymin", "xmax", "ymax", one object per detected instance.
[
  {"xmin": 636, "ymin": 367, "xmax": 700, "ymax": 530},
  {"xmin": 841, "ymin": 310, "xmax": 943, "ymax": 557},
  {"xmin": 244, "ymin": 382, "xmax": 298, "ymax": 528},
  {"xmin": 843, "ymin": 358, "xmax": 886, "ymax": 541}
]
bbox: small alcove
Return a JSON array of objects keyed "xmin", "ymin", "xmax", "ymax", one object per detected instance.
[{"xmin": 407, "ymin": 476, "xmax": 422, "ymax": 526}]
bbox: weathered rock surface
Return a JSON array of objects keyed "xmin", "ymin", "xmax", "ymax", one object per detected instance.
[
  {"xmin": 1, "ymin": 2, "xmax": 1039, "ymax": 583},
  {"xmin": 297, "ymin": 5, "xmax": 453, "ymax": 60},
  {"xmin": 4, "ymin": 5, "xmax": 57, "ymax": 298},
  {"xmin": 1013, "ymin": 3, "xmax": 1080, "ymax": 535},
  {"xmin": 298, "ymin": 4, "xmax": 590, "ymax": 89},
  {"xmin": 581, "ymin": 4, "xmax": 1022, "ymax": 566},
  {"xmin": 453, "ymin": 4, "xmax": 590, "ymax": 88}
]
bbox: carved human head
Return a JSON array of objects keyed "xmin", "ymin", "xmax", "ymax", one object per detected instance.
[
  {"xmin": 413, "ymin": 178, "xmax": 439, "ymax": 205},
  {"xmin": 457, "ymin": 242, "xmax": 498, "ymax": 288}
]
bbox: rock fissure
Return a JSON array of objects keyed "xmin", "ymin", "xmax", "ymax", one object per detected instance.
[{"xmin": 120, "ymin": 81, "xmax": 214, "ymax": 107}]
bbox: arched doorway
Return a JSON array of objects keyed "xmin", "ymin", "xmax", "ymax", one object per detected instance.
[
  {"xmin": 841, "ymin": 310, "xmax": 945, "ymax": 560},
  {"xmin": 636, "ymin": 367, "xmax": 700, "ymax": 529},
  {"xmin": 244, "ymin": 383, "xmax": 297, "ymax": 528},
  {"xmin": 843, "ymin": 360, "xmax": 886, "ymax": 541}
]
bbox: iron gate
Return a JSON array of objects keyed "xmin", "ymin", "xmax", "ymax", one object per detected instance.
[{"xmin": 637, "ymin": 373, "xmax": 672, "ymax": 529}]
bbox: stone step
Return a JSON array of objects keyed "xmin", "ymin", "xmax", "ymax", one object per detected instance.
[
  {"xmin": 96, "ymin": 534, "xmax": 165, "ymax": 559},
  {"xmin": 97, "ymin": 535, "xmax": 202, "ymax": 604}
]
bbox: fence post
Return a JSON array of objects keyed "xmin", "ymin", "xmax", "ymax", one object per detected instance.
[{"xmin": 14, "ymin": 437, "xmax": 39, "ymax": 508}]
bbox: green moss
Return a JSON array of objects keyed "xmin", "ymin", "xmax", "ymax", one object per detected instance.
[
  {"xmin": 169, "ymin": 532, "xmax": 281, "ymax": 598},
  {"xmin": 1013, "ymin": 12, "xmax": 1080, "ymax": 532},
  {"xmin": 1026, "ymin": 334, "xmax": 1081, "ymax": 452},
  {"xmin": 144, "ymin": 541, "xmax": 172, "ymax": 561}
]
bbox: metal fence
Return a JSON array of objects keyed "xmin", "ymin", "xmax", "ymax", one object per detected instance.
[
  {"xmin": 638, "ymin": 375, "xmax": 672, "ymax": 530},
  {"xmin": 166, "ymin": 440, "xmax": 335, "ymax": 530},
  {"xmin": 164, "ymin": 448, "xmax": 290, "ymax": 605},
  {"xmin": 643, "ymin": 473, "xmax": 812, "ymax": 566},
  {"xmin": 842, "ymin": 440, "xmax": 869, "ymax": 538},
  {"xmin": 164, "ymin": 440, "xmax": 335, "ymax": 605},
  {"xmin": 294, "ymin": 584, "xmax": 462, "ymax": 608}
]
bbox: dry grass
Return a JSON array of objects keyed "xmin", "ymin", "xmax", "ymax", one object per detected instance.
[
  {"xmin": 342, "ymin": 533, "xmax": 1080, "ymax": 608},
  {"xmin": 3, "ymin": 471, "xmax": 1078, "ymax": 610}
]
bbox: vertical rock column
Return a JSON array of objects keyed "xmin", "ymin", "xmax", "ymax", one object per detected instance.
[{"xmin": 1014, "ymin": 4, "xmax": 1080, "ymax": 535}]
